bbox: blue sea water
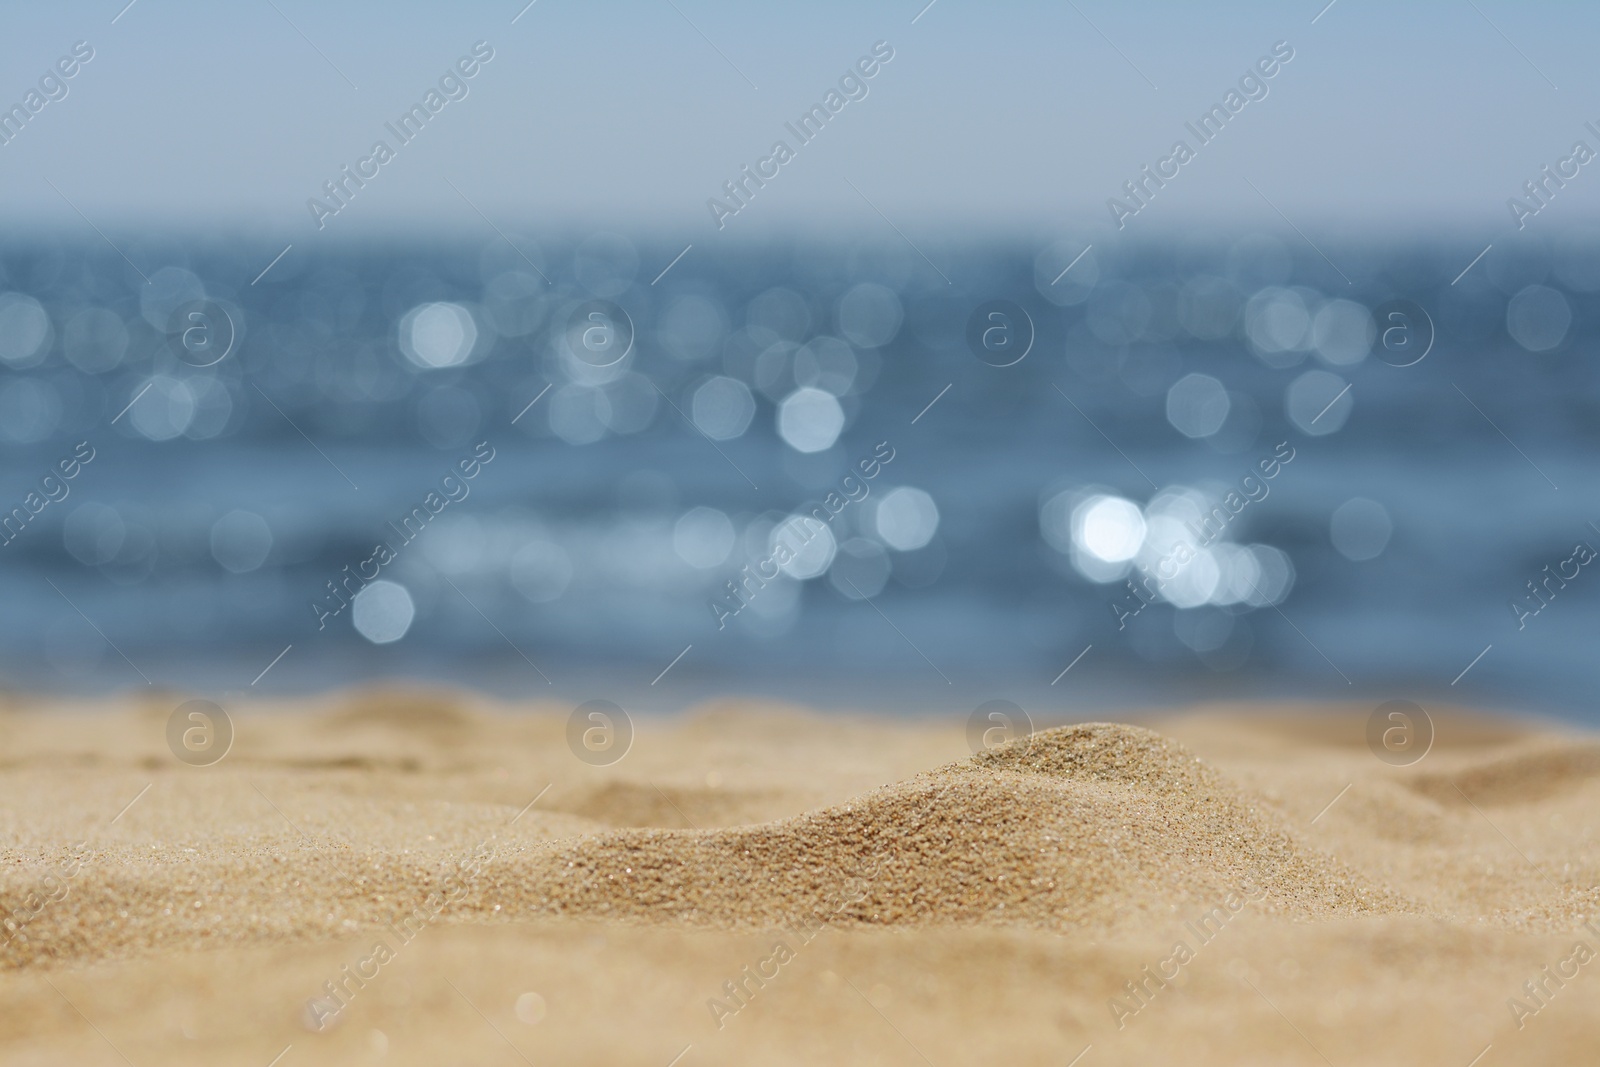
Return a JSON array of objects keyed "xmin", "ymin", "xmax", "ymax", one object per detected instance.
[{"xmin": 0, "ymin": 232, "xmax": 1595, "ymax": 722}]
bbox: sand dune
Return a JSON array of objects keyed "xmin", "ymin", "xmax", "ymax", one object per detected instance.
[{"xmin": 2, "ymin": 695, "xmax": 1599, "ymax": 1064}]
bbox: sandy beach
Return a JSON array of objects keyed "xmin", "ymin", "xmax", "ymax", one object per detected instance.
[{"xmin": 2, "ymin": 691, "xmax": 1598, "ymax": 1065}]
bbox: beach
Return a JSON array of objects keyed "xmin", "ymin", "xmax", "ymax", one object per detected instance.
[{"xmin": 2, "ymin": 691, "xmax": 1598, "ymax": 1065}]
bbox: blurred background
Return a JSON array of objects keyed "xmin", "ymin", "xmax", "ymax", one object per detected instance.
[{"xmin": 0, "ymin": 1, "xmax": 1595, "ymax": 718}]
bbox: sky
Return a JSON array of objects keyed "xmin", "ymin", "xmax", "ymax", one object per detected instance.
[{"xmin": 0, "ymin": 0, "xmax": 1596, "ymax": 244}]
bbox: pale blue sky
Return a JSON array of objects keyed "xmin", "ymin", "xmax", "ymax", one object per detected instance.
[{"xmin": 0, "ymin": 0, "xmax": 1595, "ymax": 241}]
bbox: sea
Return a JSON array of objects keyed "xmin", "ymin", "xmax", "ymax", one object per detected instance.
[{"xmin": 0, "ymin": 231, "xmax": 1595, "ymax": 723}]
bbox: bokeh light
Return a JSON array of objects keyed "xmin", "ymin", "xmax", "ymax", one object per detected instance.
[
  {"xmin": 63, "ymin": 503, "xmax": 127, "ymax": 566},
  {"xmin": 1506, "ymin": 285, "xmax": 1570, "ymax": 352},
  {"xmin": 673, "ymin": 507, "xmax": 736, "ymax": 569},
  {"xmin": 0, "ymin": 293, "xmax": 52, "ymax": 368},
  {"xmin": 1330, "ymin": 498, "xmax": 1393, "ymax": 561},
  {"xmin": 1285, "ymin": 370, "xmax": 1351, "ymax": 436},
  {"xmin": 352, "ymin": 580, "xmax": 416, "ymax": 644},
  {"xmin": 1165, "ymin": 373, "xmax": 1231, "ymax": 439},
  {"xmin": 399, "ymin": 302, "xmax": 479, "ymax": 369},
  {"xmin": 771, "ymin": 515, "xmax": 836, "ymax": 579},
  {"xmin": 1310, "ymin": 299, "xmax": 1373, "ymax": 365},
  {"xmin": 835, "ymin": 283, "xmax": 903, "ymax": 348},
  {"xmin": 691, "ymin": 376, "xmax": 756, "ymax": 440},
  {"xmin": 776, "ymin": 387, "xmax": 844, "ymax": 453},
  {"xmin": 209, "ymin": 510, "xmax": 273, "ymax": 573},
  {"xmin": 1074, "ymin": 495, "xmax": 1146, "ymax": 563},
  {"xmin": 873, "ymin": 487, "xmax": 940, "ymax": 552}
]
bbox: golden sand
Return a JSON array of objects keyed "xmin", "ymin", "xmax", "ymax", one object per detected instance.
[{"xmin": 2, "ymin": 690, "xmax": 1598, "ymax": 1064}]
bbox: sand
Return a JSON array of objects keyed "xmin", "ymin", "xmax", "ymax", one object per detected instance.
[{"xmin": 2, "ymin": 689, "xmax": 1599, "ymax": 1065}]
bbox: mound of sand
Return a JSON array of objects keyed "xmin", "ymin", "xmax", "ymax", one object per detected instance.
[
  {"xmin": 508, "ymin": 724, "xmax": 1402, "ymax": 930},
  {"xmin": 1407, "ymin": 739, "xmax": 1600, "ymax": 806}
]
